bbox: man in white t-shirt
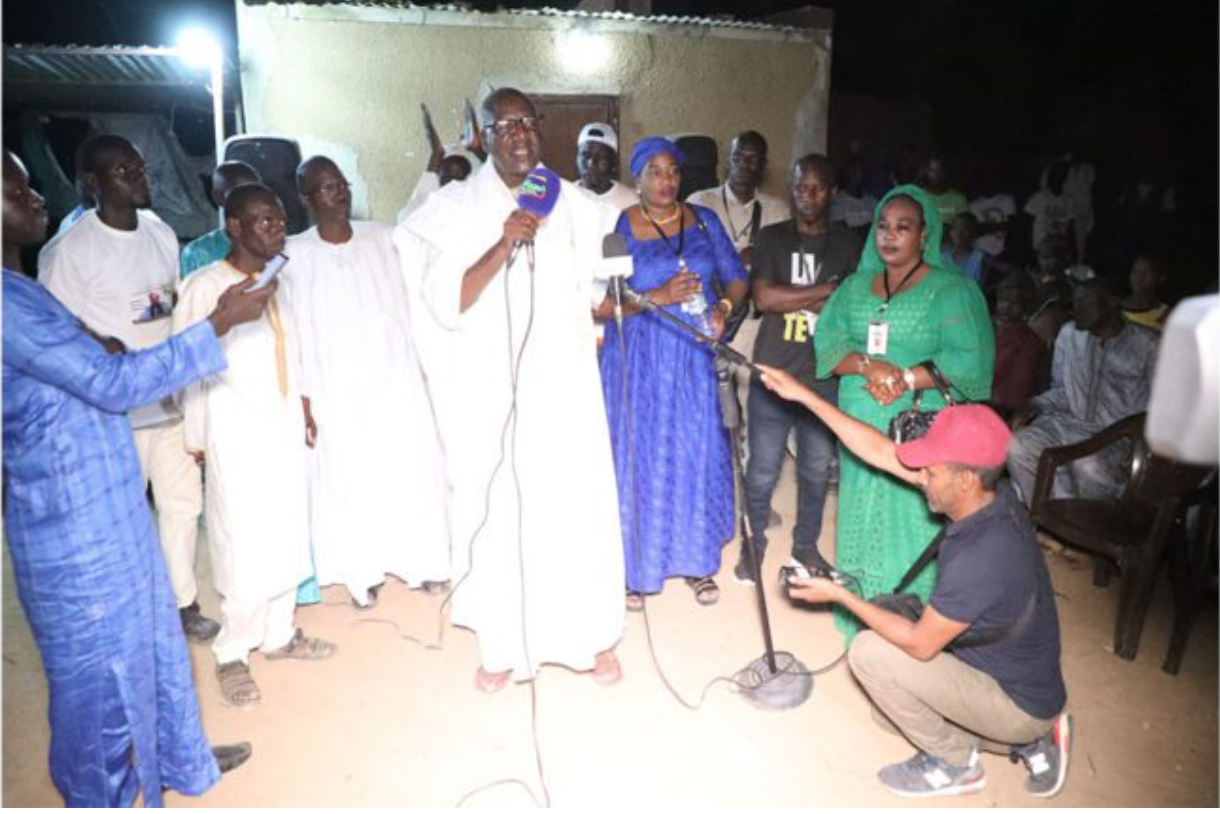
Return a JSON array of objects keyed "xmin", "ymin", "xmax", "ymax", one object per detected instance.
[
  {"xmin": 39, "ymin": 134, "xmax": 219, "ymax": 643},
  {"xmin": 969, "ymin": 167, "xmax": 1017, "ymax": 258}
]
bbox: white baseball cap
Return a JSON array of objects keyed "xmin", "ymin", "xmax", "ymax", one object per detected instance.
[{"xmin": 578, "ymin": 122, "xmax": 618, "ymax": 153}]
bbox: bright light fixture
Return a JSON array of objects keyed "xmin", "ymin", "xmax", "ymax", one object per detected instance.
[
  {"xmin": 556, "ymin": 30, "xmax": 611, "ymax": 75},
  {"xmin": 176, "ymin": 27, "xmax": 221, "ymax": 69}
]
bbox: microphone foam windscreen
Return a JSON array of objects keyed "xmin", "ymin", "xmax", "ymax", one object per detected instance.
[
  {"xmin": 518, "ymin": 167, "xmax": 561, "ymax": 218},
  {"xmin": 602, "ymin": 233, "xmax": 631, "ymax": 258}
]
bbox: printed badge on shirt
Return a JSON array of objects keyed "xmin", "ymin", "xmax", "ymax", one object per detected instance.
[{"xmin": 131, "ymin": 283, "xmax": 175, "ymax": 325}]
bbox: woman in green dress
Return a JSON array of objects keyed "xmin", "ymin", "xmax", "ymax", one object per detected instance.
[{"xmin": 814, "ymin": 185, "xmax": 994, "ymax": 639}]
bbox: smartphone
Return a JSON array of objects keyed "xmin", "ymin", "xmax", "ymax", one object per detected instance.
[{"xmin": 250, "ymin": 252, "xmax": 289, "ymax": 291}]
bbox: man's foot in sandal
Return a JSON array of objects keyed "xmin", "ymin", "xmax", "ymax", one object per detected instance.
[
  {"xmin": 625, "ymin": 592, "xmax": 645, "ymax": 612},
  {"xmin": 592, "ymin": 650, "xmax": 622, "ymax": 686},
  {"xmin": 686, "ymin": 576, "xmax": 720, "ymax": 606},
  {"xmin": 217, "ymin": 661, "xmax": 261, "ymax": 707},
  {"xmin": 475, "ymin": 666, "xmax": 510, "ymax": 694},
  {"xmin": 264, "ymin": 628, "xmax": 337, "ymax": 661}
]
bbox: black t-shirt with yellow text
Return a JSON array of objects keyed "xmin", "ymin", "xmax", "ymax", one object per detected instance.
[{"xmin": 750, "ymin": 220, "xmax": 863, "ymax": 393}]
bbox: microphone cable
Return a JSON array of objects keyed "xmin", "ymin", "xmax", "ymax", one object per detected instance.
[
  {"xmin": 450, "ymin": 240, "xmax": 551, "ymax": 809},
  {"xmin": 349, "ymin": 239, "xmax": 550, "ymax": 806},
  {"xmin": 617, "ymin": 285, "xmax": 850, "ymax": 712}
]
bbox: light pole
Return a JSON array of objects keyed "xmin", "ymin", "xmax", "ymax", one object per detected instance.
[{"xmin": 176, "ymin": 28, "xmax": 225, "ymax": 227}]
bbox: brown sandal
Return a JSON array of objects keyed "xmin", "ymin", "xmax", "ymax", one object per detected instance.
[
  {"xmin": 686, "ymin": 577, "xmax": 720, "ymax": 606},
  {"xmin": 217, "ymin": 661, "xmax": 261, "ymax": 707},
  {"xmin": 264, "ymin": 628, "xmax": 337, "ymax": 661}
]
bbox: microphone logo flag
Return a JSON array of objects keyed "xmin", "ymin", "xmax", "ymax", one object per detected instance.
[{"xmin": 518, "ymin": 167, "xmax": 561, "ymax": 219}]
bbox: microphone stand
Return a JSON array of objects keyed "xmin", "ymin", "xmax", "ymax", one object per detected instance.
[{"xmin": 629, "ymin": 293, "xmax": 813, "ymax": 710}]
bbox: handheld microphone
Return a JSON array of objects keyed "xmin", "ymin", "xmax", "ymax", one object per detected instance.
[
  {"xmin": 508, "ymin": 167, "xmax": 562, "ymax": 268},
  {"xmin": 601, "ymin": 233, "xmax": 633, "ymax": 331}
]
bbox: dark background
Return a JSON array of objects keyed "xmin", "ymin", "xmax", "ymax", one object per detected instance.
[{"xmin": 4, "ymin": 0, "xmax": 1217, "ymax": 292}]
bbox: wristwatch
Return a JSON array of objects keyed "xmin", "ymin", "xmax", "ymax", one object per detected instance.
[{"xmin": 902, "ymin": 367, "xmax": 917, "ymax": 390}]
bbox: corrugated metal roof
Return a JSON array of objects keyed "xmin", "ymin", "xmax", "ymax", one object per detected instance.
[
  {"xmin": 509, "ymin": 6, "xmax": 807, "ymax": 34},
  {"xmin": 4, "ymin": 44, "xmax": 211, "ymax": 88},
  {"xmin": 3, "ymin": 44, "xmax": 233, "ymax": 114},
  {"xmin": 239, "ymin": 1, "xmax": 814, "ymax": 34}
]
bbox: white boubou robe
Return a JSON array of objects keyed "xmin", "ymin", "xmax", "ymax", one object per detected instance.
[
  {"xmin": 284, "ymin": 222, "xmax": 450, "ymax": 593},
  {"xmin": 174, "ymin": 262, "xmax": 311, "ymax": 602},
  {"xmin": 397, "ymin": 161, "xmax": 625, "ymax": 678}
]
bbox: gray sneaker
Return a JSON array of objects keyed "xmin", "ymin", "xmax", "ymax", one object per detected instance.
[
  {"xmin": 1013, "ymin": 712, "xmax": 1071, "ymax": 798},
  {"xmin": 877, "ymin": 749, "xmax": 985, "ymax": 798}
]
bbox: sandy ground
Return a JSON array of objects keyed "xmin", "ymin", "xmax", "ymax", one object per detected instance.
[{"xmin": 4, "ymin": 463, "xmax": 1217, "ymax": 807}]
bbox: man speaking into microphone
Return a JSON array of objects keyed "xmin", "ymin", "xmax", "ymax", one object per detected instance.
[{"xmin": 397, "ymin": 87, "xmax": 625, "ymax": 692}]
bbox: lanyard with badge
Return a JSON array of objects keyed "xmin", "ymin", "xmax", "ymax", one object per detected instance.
[{"xmin": 868, "ymin": 260, "xmax": 922, "ymax": 356}]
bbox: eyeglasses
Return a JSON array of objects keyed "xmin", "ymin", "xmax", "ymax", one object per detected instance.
[
  {"xmin": 483, "ymin": 116, "xmax": 542, "ymax": 137},
  {"xmin": 304, "ymin": 179, "xmax": 350, "ymax": 196}
]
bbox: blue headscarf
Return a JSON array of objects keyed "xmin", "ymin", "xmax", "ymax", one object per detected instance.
[{"xmin": 629, "ymin": 136, "xmax": 686, "ymax": 179}]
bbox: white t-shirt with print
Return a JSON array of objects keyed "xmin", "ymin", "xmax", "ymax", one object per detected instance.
[{"xmin": 38, "ymin": 209, "xmax": 181, "ymax": 351}]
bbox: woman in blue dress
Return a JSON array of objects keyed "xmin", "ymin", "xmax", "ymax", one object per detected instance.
[{"xmin": 598, "ymin": 137, "xmax": 749, "ymax": 609}]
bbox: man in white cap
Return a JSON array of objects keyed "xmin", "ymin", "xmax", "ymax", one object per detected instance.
[{"xmin": 575, "ymin": 122, "xmax": 637, "ymax": 210}]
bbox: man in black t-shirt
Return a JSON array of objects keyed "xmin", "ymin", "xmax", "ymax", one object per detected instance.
[
  {"xmin": 735, "ymin": 155, "xmax": 862, "ymax": 582},
  {"xmin": 757, "ymin": 366, "xmax": 1071, "ymax": 801}
]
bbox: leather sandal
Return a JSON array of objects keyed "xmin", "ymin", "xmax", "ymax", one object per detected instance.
[
  {"xmin": 264, "ymin": 628, "xmax": 337, "ymax": 661},
  {"xmin": 686, "ymin": 576, "xmax": 720, "ymax": 606},
  {"xmin": 217, "ymin": 661, "xmax": 261, "ymax": 707}
]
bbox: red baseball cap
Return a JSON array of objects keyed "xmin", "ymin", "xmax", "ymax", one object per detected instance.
[{"xmin": 895, "ymin": 405, "xmax": 1012, "ymax": 469}]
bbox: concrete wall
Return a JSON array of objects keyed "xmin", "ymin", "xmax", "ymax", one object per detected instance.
[{"xmin": 237, "ymin": 3, "xmax": 831, "ymax": 221}]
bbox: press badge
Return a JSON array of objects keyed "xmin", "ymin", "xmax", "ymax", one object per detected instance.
[{"xmin": 867, "ymin": 320, "xmax": 889, "ymax": 356}]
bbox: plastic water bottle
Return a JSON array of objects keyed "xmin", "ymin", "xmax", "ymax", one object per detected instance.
[{"xmin": 678, "ymin": 261, "xmax": 714, "ymax": 337}]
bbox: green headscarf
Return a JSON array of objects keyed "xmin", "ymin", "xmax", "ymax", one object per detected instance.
[{"xmin": 855, "ymin": 183, "xmax": 946, "ymax": 276}]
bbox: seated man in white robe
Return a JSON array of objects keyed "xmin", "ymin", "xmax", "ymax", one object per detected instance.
[
  {"xmin": 174, "ymin": 183, "xmax": 335, "ymax": 708},
  {"xmin": 397, "ymin": 87, "xmax": 625, "ymax": 693},
  {"xmin": 287, "ymin": 155, "xmax": 450, "ymax": 607}
]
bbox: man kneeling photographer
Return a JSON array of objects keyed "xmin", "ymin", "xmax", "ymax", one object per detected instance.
[{"xmin": 758, "ymin": 364, "xmax": 1070, "ymax": 800}]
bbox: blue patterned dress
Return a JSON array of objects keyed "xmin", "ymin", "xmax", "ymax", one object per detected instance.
[
  {"xmin": 599, "ymin": 206, "xmax": 748, "ymax": 593},
  {"xmin": 3, "ymin": 269, "xmax": 224, "ymax": 806}
]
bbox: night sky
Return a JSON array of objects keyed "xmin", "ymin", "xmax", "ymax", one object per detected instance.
[{"xmin": 5, "ymin": 0, "xmax": 1214, "ymax": 157}]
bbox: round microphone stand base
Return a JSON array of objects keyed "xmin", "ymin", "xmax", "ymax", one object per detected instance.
[{"xmin": 734, "ymin": 651, "xmax": 814, "ymax": 710}]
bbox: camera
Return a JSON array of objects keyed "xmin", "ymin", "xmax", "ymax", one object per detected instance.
[{"xmin": 779, "ymin": 564, "xmax": 850, "ymax": 588}]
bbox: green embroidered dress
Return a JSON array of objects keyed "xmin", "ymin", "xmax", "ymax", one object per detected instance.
[{"xmin": 814, "ymin": 185, "xmax": 994, "ymax": 639}]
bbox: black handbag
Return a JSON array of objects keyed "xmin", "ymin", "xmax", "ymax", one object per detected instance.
[
  {"xmin": 886, "ymin": 360, "xmax": 960, "ymax": 443},
  {"xmin": 869, "ymin": 526, "xmax": 946, "ymax": 622},
  {"xmin": 869, "ymin": 523, "xmax": 1039, "ymax": 648}
]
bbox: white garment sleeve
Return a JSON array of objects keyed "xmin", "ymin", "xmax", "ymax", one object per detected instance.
[
  {"xmin": 417, "ymin": 238, "xmax": 471, "ymax": 331},
  {"xmin": 172, "ymin": 274, "xmax": 216, "ymax": 453},
  {"xmin": 396, "ymin": 171, "xmax": 442, "ymax": 225}
]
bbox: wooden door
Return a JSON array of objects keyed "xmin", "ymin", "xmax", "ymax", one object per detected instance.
[{"xmin": 531, "ymin": 94, "xmax": 620, "ymax": 183}]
